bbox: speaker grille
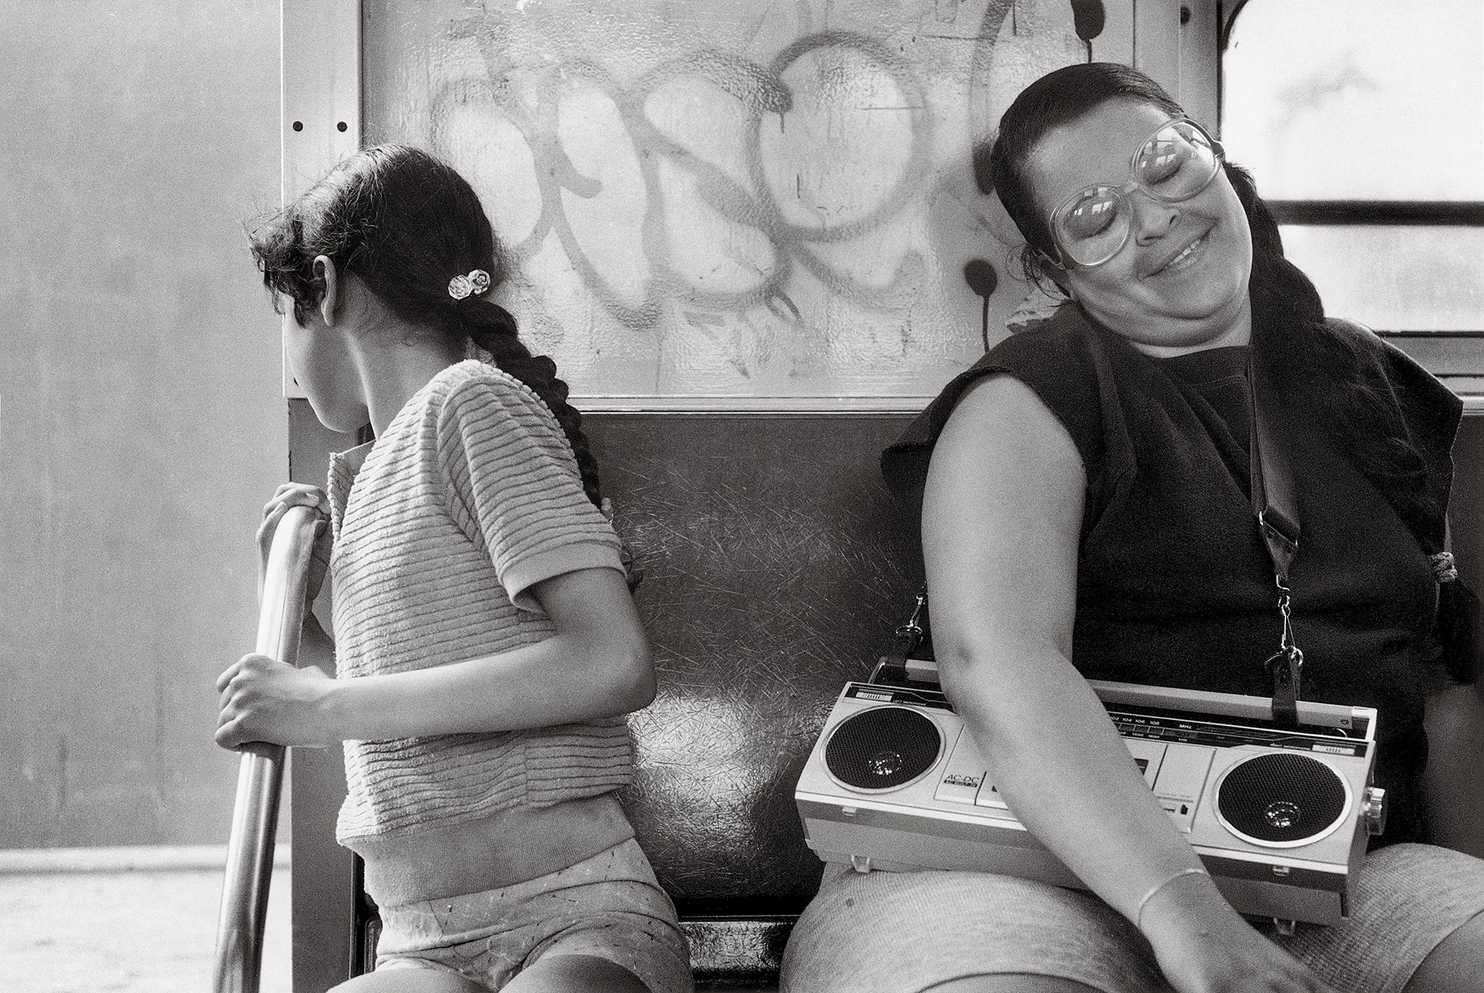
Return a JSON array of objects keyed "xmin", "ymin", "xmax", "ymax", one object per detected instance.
[
  {"xmin": 824, "ymin": 706, "xmax": 942, "ymax": 791},
  {"xmin": 1216, "ymin": 752, "xmax": 1348, "ymax": 846}
]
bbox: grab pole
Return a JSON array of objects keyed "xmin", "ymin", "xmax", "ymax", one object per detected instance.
[{"xmin": 212, "ymin": 504, "xmax": 324, "ymax": 993}]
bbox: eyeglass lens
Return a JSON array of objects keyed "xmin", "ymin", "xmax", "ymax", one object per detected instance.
[{"xmin": 1053, "ymin": 121, "xmax": 1219, "ymax": 267}]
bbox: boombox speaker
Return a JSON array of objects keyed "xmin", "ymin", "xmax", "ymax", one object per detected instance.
[{"xmin": 795, "ymin": 672, "xmax": 1386, "ymax": 928}]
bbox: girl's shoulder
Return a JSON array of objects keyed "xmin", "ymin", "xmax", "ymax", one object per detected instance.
[{"xmin": 424, "ymin": 360, "xmax": 553, "ymax": 424}]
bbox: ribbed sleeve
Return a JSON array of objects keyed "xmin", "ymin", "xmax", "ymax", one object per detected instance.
[{"xmin": 436, "ymin": 375, "xmax": 623, "ymax": 610}]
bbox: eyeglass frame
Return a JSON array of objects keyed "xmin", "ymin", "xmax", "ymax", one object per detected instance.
[{"xmin": 1039, "ymin": 116, "xmax": 1226, "ymax": 271}]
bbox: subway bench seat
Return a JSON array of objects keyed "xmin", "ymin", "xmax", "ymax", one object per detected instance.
[{"xmin": 289, "ymin": 413, "xmax": 922, "ymax": 991}]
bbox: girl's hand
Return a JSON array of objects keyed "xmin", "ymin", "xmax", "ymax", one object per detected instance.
[
  {"xmin": 214, "ymin": 653, "xmax": 338, "ymax": 749},
  {"xmin": 257, "ymin": 483, "xmax": 331, "ymax": 603},
  {"xmin": 1141, "ymin": 872, "xmax": 1342, "ymax": 993}
]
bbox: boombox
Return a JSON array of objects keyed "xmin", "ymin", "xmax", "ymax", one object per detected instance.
[{"xmin": 794, "ymin": 665, "xmax": 1387, "ymax": 927}]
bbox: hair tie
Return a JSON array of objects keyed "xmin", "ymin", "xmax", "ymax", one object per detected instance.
[
  {"xmin": 1431, "ymin": 551, "xmax": 1458, "ymax": 583},
  {"xmin": 447, "ymin": 268, "xmax": 491, "ymax": 301}
]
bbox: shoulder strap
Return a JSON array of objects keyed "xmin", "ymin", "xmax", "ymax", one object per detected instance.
[{"xmin": 1248, "ymin": 357, "xmax": 1304, "ymax": 725}]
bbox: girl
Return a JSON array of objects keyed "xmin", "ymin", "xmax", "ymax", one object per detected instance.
[{"xmin": 215, "ymin": 144, "xmax": 692, "ymax": 993}]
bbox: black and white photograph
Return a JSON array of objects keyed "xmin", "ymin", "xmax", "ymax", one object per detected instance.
[{"xmin": 2, "ymin": 2, "xmax": 1481, "ymax": 991}]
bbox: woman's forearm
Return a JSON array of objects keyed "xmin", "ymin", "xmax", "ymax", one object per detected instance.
[{"xmin": 942, "ymin": 643, "xmax": 1208, "ymax": 924}]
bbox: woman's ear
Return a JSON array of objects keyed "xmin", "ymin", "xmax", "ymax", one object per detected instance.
[
  {"xmin": 1026, "ymin": 247, "xmax": 1073, "ymax": 300},
  {"xmin": 313, "ymin": 255, "xmax": 340, "ymax": 326},
  {"xmin": 1047, "ymin": 267, "xmax": 1073, "ymax": 299}
]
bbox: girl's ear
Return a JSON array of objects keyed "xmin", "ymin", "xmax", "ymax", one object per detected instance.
[{"xmin": 313, "ymin": 255, "xmax": 340, "ymax": 326}]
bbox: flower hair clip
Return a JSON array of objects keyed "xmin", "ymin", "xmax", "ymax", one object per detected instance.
[{"xmin": 447, "ymin": 268, "xmax": 491, "ymax": 301}]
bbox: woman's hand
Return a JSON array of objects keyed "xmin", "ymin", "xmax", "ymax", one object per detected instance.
[
  {"xmin": 1140, "ymin": 872, "xmax": 1342, "ymax": 993},
  {"xmin": 257, "ymin": 483, "xmax": 331, "ymax": 604},
  {"xmin": 214, "ymin": 653, "xmax": 339, "ymax": 749}
]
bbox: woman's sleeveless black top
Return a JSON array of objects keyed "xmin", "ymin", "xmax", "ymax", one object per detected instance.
[{"xmin": 884, "ymin": 306, "xmax": 1461, "ymax": 844}]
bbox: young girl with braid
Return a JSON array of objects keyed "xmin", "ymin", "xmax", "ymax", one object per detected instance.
[{"xmin": 213, "ymin": 144, "xmax": 691, "ymax": 993}]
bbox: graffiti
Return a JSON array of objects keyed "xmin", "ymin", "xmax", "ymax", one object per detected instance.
[
  {"xmin": 430, "ymin": 26, "xmax": 970, "ymax": 329},
  {"xmin": 370, "ymin": 0, "xmax": 1095, "ymax": 395}
]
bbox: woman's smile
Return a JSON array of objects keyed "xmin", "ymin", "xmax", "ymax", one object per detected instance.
[{"xmin": 1142, "ymin": 223, "xmax": 1213, "ymax": 280}]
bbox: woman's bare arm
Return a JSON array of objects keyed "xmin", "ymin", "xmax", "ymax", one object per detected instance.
[{"xmin": 923, "ymin": 374, "xmax": 1338, "ymax": 993}]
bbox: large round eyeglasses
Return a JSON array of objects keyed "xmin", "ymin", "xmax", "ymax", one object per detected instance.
[{"xmin": 1045, "ymin": 118, "xmax": 1225, "ymax": 270}]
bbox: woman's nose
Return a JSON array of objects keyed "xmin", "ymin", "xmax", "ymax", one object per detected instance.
[{"xmin": 1130, "ymin": 193, "xmax": 1181, "ymax": 244}]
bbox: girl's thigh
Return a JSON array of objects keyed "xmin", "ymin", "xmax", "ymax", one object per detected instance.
[
  {"xmin": 331, "ymin": 962, "xmax": 487, "ymax": 992},
  {"xmin": 503, "ymin": 952, "xmax": 650, "ymax": 993},
  {"xmin": 779, "ymin": 867, "xmax": 1167, "ymax": 993}
]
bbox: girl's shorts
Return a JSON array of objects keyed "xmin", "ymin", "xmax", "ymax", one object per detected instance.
[
  {"xmin": 780, "ymin": 842, "xmax": 1484, "ymax": 993},
  {"xmin": 375, "ymin": 837, "xmax": 693, "ymax": 993}
]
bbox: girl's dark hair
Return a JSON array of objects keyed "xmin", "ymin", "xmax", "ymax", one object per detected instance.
[
  {"xmin": 975, "ymin": 62, "xmax": 1438, "ymax": 544},
  {"xmin": 248, "ymin": 143, "xmax": 603, "ymax": 507}
]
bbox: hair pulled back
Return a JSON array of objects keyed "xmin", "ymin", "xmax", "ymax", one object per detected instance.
[
  {"xmin": 976, "ymin": 63, "xmax": 1438, "ymax": 544},
  {"xmin": 248, "ymin": 143, "xmax": 603, "ymax": 508}
]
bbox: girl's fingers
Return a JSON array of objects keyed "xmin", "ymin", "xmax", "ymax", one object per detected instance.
[
  {"xmin": 262, "ymin": 485, "xmax": 328, "ymax": 519},
  {"xmin": 214, "ymin": 718, "xmax": 244, "ymax": 750},
  {"xmin": 214, "ymin": 657, "xmax": 246, "ymax": 693}
]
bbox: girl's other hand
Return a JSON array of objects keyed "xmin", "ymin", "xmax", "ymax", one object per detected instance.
[
  {"xmin": 214, "ymin": 653, "xmax": 338, "ymax": 750},
  {"xmin": 257, "ymin": 483, "xmax": 331, "ymax": 603}
]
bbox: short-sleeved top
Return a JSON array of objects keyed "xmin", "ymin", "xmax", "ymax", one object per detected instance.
[
  {"xmin": 325, "ymin": 360, "xmax": 632, "ymax": 898},
  {"xmin": 883, "ymin": 306, "xmax": 1462, "ymax": 844}
]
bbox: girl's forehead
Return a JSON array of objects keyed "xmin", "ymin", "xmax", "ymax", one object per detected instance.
[{"xmin": 1025, "ymin": 99, "xmax": 1175, "ymax": 206}]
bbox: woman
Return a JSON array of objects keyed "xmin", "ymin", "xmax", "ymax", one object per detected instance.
[
  {"xmin": 780, "ymin": 63, "xmax": 1484, "ymax": 993},
  {"xmin": 214, "ymin": 144, "xmax": 691, "ymax": 993}
]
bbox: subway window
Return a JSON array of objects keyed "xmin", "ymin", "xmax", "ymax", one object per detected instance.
[{"xmin": 1220, "ymin": 0, "xmax": 1484, "ymax": 383}]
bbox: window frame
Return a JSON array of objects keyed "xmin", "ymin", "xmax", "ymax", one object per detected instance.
[{"xmin": 1213, "ymin": 0, "xmax": 1484, "ymax": 405}]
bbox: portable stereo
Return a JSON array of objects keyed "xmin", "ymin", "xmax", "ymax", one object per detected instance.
[{"xmin": 794, "ymin": 665, "xmax": 1386, "ymax": 926}]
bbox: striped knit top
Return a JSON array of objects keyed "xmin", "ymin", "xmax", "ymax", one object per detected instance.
[{"xmin": 324, "ymin": 360, "xmax": 633, "ymax": 899}]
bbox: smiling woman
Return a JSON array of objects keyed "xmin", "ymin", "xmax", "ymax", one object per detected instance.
[
  {"xmin": 780, "ymin": 60, "xmax": 1484, "ymax": 993},
  {"xmin": 1019, "ymin": 100, "xmax": 1253, "ymax": 356}
]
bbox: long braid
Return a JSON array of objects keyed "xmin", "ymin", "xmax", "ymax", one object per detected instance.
[{"xmin": 458, "ymin": 299, "xmax": 604, "ymax": 508}]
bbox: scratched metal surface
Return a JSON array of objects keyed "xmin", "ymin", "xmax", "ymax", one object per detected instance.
[{"xmin": 587, "ymin": 414, "xmax": 923, "ymax": 910}]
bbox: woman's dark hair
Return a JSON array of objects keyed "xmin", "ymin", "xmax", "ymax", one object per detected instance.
[
  {"xmin": 977, "ymin": 62, "xmax": 1184, "ymax": 284},
  {"xmin": 975, "ymin": 62, "xmax": 1439, "ymax": 545},
  {"xmin": 248, "ymin": 144, "xmax": 603, "ymax": 507}
]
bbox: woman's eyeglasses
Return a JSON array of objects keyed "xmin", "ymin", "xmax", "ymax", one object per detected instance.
[{"xmin": 1045, "ymin": 118, "xmax": 1224, "ymax": 270}]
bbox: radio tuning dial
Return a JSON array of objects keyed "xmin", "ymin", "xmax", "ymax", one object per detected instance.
[{"xmin": 1361, "ymin": 786, "xmax": 1387, "ymax": 836}]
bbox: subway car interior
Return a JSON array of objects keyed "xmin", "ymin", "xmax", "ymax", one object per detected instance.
[{"xmin": 4, "ymin": 2, "xmax": 1481, "ymax": 992}]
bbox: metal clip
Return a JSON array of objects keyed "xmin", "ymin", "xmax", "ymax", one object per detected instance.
[
  {"xmin": 894, "ymin": 588, "xmax": 926, "ymax": 643},
  {"xmin": 1275, "ymin": 582, "xmax": 1298, "ymax": 655}
]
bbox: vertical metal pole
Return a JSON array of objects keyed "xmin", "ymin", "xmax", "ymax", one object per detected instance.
[{"xmin": 212, "ymin": 504, "xmax": 324, "ymax": 993}]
